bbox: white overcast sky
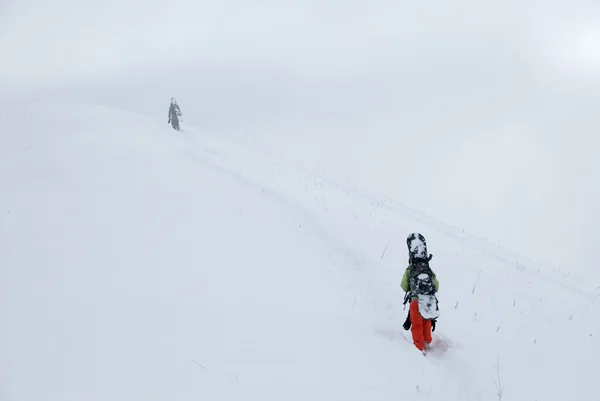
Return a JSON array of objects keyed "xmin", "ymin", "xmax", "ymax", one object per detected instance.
[
  {"xmin": 1, "ymin": 0, "xmax": 599, "ymax": 275},
  {"xmin": 2, "ymin": 0, "xmax": 599, "ymax": 85}
]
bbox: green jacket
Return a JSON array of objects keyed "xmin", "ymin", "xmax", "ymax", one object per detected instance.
[{"xmin": 401, "ymin": 264, "xmax": 439, "ymax": 298}]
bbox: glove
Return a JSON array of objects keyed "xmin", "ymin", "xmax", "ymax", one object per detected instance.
[
  {"xmin": 431, "ymin": 319, "xmax": 437, "ymax": 332},
  {"xmin": 403, "ymin": 310, "xmax": 411, "ymax": 330}
]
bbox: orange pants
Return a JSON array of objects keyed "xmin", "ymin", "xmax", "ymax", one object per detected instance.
[{"xmin": 409, "ymin": 300, "xmax": 432, "ymax": 351}]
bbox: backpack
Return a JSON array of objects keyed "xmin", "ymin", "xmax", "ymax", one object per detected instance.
[
  {"xmin": 404, "ymin": 260, "xmax": 440, "ymax": 321},
  {"xmin": 404, "ymin": 232, "xmax": 440, "ymax": 320},
  {"xmin": 408, "ymin": 262, "xmax": 437, "ymax": 297}
]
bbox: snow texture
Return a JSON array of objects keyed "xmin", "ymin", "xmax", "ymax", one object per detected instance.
[{"xmin": 1, "ymin": 102, "xmax": 600, "ymax": 401}]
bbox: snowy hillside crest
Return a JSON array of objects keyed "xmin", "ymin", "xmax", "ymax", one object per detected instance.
[{"xmin": 1, "ymin": 103, "xmax": 599, "ymax": 401}]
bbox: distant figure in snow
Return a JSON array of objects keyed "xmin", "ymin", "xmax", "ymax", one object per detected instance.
[{"xmin": 168, "ymin": 98, "xmax": 182, "ymax": 131}]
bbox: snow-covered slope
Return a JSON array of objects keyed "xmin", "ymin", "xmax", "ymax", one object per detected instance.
[{"xmin": 1, "ymin": 103, "xmax": 599, "ymax": 401}]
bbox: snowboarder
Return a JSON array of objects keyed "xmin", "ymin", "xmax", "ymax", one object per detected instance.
[
  {"xmin": 168, "ymin": 98, "xmax": 182, "ymax": 131},
  {"xmin": 401, "ymin": 233, "xmax": 439, "ymax": 353}
]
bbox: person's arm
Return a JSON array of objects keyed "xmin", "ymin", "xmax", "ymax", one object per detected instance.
[{"xmin": 401, "ymin": 269, "xmax": 410, "ymax": 292}]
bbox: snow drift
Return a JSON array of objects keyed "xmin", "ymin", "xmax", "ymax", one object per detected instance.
[{"xmin": 1, "ymin": 103, "xmax": 599, "ymax": 401}]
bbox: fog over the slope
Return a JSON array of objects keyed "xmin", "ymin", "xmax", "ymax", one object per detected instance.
[{"xmin": 1, "ymin": 0, "xmax": 599, "ymax": 276}]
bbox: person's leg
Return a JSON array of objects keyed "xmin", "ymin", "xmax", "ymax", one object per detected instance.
[
  {"xmin": 409, "ymin": 301, "xmax": 425, "ymax": 351},
  {"xmin": 423, "ymin": 319, "xmax": 432, "ymax": 347}
]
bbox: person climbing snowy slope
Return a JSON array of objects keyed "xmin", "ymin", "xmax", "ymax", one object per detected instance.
[
  {"xmin": 401, "ymin": 233, "xmax": 440, "ymax": 354},
  {"xmin": 167, "ymin": 98, "xmax": 182, "ymax": 131}
]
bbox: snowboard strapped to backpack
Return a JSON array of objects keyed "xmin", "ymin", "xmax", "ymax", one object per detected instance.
[
  {"xmin": 409, "ymin": 262, "xmax": 436, "ymax": 297},
  {"xmin": 406, "ymin": 261, "xmax": 440, "ymax": 320},
  {"xmin": 404, "ymin": 233, "xmax": 440, "ymax": 320}
]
